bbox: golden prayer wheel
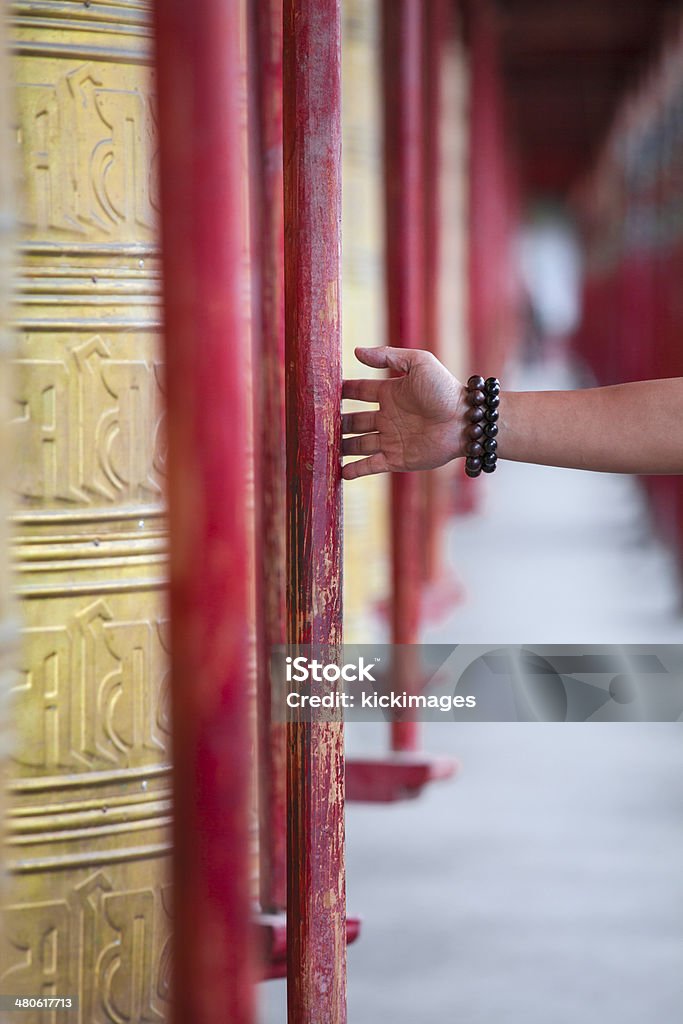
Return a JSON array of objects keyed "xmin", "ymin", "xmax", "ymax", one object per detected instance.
[
  {"xmin": 1, "ymin": 0, "xmax": 19, "ymax": 921},
  {"xmin": 2, "ymin": 3, "xmax": 171, "ymax": 1020}
]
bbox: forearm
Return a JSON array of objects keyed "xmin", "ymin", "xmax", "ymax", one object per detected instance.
[{"xmin": 496, "ymin": 378, "xmax": 683, "ymax": 474}]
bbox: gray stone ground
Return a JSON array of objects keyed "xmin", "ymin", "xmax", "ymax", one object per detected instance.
[{"xmin": 260, "ymin": 362, "xmax": 683, "ymax": 1023}]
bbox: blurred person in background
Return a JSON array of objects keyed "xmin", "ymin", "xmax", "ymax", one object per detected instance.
[{"xmin": 517, "ymin": 206, "xmax": 582, "ymax": 367}]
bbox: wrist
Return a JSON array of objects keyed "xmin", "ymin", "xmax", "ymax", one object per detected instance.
[
  {"xmin": 495, "ymin": 390, "xmax": 519, "ymax": 462},
  {"xmin": 449, "ymin": 384, "xmax": 470, "ymax": 461}
]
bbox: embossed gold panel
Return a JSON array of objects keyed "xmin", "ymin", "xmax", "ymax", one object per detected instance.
[
  {"xmin": 2, "ymin": 4, "xmax": 170, "ymax": 1020},
  {"xmin": 1, "ymin": 0, "xmax": 20, "ymax": 927}
]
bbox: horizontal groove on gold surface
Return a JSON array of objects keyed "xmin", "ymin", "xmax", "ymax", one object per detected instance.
[
  {"xmin": 9, "ymin": 796, "xmax": 172, "ymax": 832},
  {"xmin": 12, "ymin": 0, "xmax": 150, "ymax": 23},
  {"xmin": 11, "ymin": 38, "xmax": 153, "ymax": 65},
  {"xmin": 11, "ymin": 785, "xmax": 170, "ymax": 819},
  {"xmin": 17, "ymin": 291, "xmax": 161, "ymax": 304},
  {"xmin": 9, "ymin": 813, "xmax": 173, "ymax": 846},
  {"xmin": 16, "ymin": 550, "xmax": 168, "ymax": 573},
  {"xmin": 12, "ymin": 13, "xmax": 150, "ymax": 37},
  {"xmin": 17, "ymin": 265, "xmax": 160, "ymax": 279},
  {"xmin": 12, "ymin": 20, "xmax": 151, "ymax": 40},
  {"xmin": 12, "ymin": 317, "xmax": 162, "ymax": 330},
  {"xmin": 16, "ymin": 504, "xmax": 165, "ymax": 526},
  {"xmin": 7, "ymin": 841, "xmax": 172, "ymax": 874},
  {"xmin": 17, "ymin": 282, "xmax": 161, "ymax": 299},
  {"xmin": 20, "ymin": 242, "xmax": 157, "ymax": 258},
  {"xmin": 15, "ymin": 575, "xmax": 167, "ymax": 598},
  {"xmin": 16, "ymin": 547, "xmax": 167, "ymax": 569},
  {"xmin": 9, "ymin": 762, "xmax": 170, "ymax": 793},
  {"xmin": 9, "ymin": 819, "xmax": 173, "ymax": 851},
  {"xmin": 16, "ymin": 527, "xmax": 166, "ymax": 547}
]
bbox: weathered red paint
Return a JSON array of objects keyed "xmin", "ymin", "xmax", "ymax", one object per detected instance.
[
  {"xmin": 256, "ymin": 914, "xmax": 361, "ymax": 980},
  {"xmin": 251, "ymin": 0, "xmax": 288, "ymax": 915},
  {"xmin": 283, "ymin": 1, "xmax": 347, "ymax": 1021},
  {"xmin": 154, "ymin": 2, "xmax": 256, "ymax": 1023},
  {"xmin": 382, "ymin": 0, "xmax": 425, "ymax": 753}
]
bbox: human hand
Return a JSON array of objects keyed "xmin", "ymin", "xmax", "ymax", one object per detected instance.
[{"xmin": 342, "ymin": 346, "xmax": 468, "ymax": 480}]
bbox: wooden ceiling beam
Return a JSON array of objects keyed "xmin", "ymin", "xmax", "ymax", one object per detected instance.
[{"xmin": 496, "ymin": 0, "xmax": 676, "ymax": 192}]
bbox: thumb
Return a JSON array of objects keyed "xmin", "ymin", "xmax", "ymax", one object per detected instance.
[{"xmin": 354, "ymin": 346, "xmax": 423, "ymax": 374}]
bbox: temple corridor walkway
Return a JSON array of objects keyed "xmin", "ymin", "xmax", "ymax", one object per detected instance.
[{"xmin": 261, "ymin": 359, "xmax": 683, "ymax": 1023}]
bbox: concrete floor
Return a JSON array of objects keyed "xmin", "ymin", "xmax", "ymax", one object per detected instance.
[{"xmin": 260, "ymin": 362, "xmax": 683, "ymax": 1023}]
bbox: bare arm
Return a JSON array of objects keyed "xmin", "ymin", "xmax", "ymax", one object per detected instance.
[
  {"xmin": 342, "ymin": 346, "xmax": 683, "ymax": 479},
  {"xmin": 499, "ymin": 379, "xmax": 683, "ymax": 474}
]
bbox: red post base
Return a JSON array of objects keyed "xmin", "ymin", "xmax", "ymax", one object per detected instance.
[
  {"xmin": 346, "ymin": 755, "xmax": 458, "ymax": 803},
  {"xmin": 374, "ymin": 575, "xmax": 465, "ymax": 627},
  {"xmin": 420, "ymin": 571, "xmax": 466, "ymax": 624}
]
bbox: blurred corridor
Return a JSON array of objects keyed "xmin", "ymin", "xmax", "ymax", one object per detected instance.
[
  {"xmin": 424, "ymin": 356, "xmax": 683, "ymax": 647},
  {"xmin": 341, "ymin": 722, "xmax": 683, "ymax": 1024}
]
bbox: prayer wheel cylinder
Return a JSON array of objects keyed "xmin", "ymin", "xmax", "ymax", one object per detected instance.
[
  {"xmin": 1, "ymin": 0, "xmax": 19, "ymax": 916},
  {"xmin": 2, "ymin": 3, "xmax": 171, "ymax": 1020}
]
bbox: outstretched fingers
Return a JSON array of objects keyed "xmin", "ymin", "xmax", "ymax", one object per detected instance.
[
  {"xmin": 342, "ymin": 378, "xmax": 380, "ymax": 403},
  {"xmin": 342, "ymin": 452, "xmax": 390, "ymax": 480},
  {"xmin": 354, "ymin": 345, "xmax": 423, "ymax": 374},
  {"xmin": 342, "ymin": 410, "xmax": 377, "ymax": 435},
  {"xmin": 342, "ymin": 432, "xmax": 381, "ymax": 457}
]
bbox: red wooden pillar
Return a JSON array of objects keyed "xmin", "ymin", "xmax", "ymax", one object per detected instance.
[
  {"xmin": 382, "ymin": 0, "xmax": 425, "ymax": 753},
  {"xmin": 283, "ymin": 1, "xmax": 347, "ymax": 1021},
  {"xmin": 422, "ymin": 0, "xmax": 446, "ymax": 586},
  {"xmin": 419, "ymin": 0, "xmax": 465, "ymax": 619},
  {"xmin": 154, "ymin": 2, "xmax": 256, "ymax": 1023},
  {"xmin": 468, "ymin": 0, "xmax": 507, "ymax": 376},
  {"xmin": 252, "ymin": 0, "xmax": 288, "ymax": 916}
]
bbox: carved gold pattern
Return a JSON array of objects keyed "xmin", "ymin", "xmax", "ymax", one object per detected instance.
[{"xmin": 3, "ymin": 4, "xmax": 171, "ymax": 1020}]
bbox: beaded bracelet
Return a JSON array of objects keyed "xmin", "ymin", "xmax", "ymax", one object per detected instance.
[{"xmin": 464, "ymin": 375, "xmax": 500, "ymax": 478}]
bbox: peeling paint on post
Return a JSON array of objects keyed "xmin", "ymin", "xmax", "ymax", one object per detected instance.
[
  {"xmin": 252, "ymin": 0, "xmax": 288, "ymax": 915},
  {"xmin": 382, "ymin": 0, "xmax": 425, "ymax": 752},
  {"xmin": 283, "ymin": 0, "xmax": 347, "ymax": 1021},
  {"xmin": 154, "ymin": 2, "xmax": 256, "ymax": 1022}
]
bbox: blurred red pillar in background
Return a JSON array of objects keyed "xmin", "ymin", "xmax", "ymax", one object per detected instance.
[
  {"xmin": 382, "ymin": 0, "xmax": 425, "ymax": 753},
  {"xmin": 251, "ymin": 0, "xmax": 288, "ymax": 916},
  {"xmin": 283, "ymin": 0, "xmax": 347, "ymax": 1020},
  {"xmin": 154, "ymin": 1, "xmax": 256, "ymax": 1022},
  {"xmin": 468, "ymin": 0, "xmax": 516, "ymax": 377},
  {"xmin": 421, "ymin": 0, "xmax": 465, "ymax": 616}
]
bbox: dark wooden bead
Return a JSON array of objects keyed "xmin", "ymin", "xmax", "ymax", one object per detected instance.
[
  {"xmin": 470, "ymin": 389, "xmax": 486, "ymax": 406},
  {"xmin": 469, "ymin": 406, "xmax": 485, "ymax": 423},
  {"xmin": 484, "ymin": 422, "xmax": 498, "ymax": 438},
  {"xmin": 467, "ymin": 441, "xmax": 484, "ymax": 458},
  {"xmin": 482, "ymin": 462, "xmax": 497, "ymax": 474},
  {"xmin": 484, "ymin": 407, "xmax": 499, "ymax": 423},
  {"xmin": 484, "ymin": 377, "xmax": 500, "ymax": 395},
  {"xmin": 465, "ymin": 466, "xmax": 480, "ymax": 479},
  {"xmin": 483, "ymin": 452, "xmax": 497, "ymax": 467},
  {"xmin": 465, "ymin": 456, "xmax": 482, "ymax": 472},
  {"xmin": 485, "ymin": 394, "xmax": 500, "ymax": 410},
  {"xmin": 484, "ymin": 438, "xmax": 497, "ymax": 453},
  {"xmin": 468, "ymin": 423, "xmax": 484, "ymax": 440},
  {"xmin": 467, "ymin": 375, "xmax": 485, "ymax": 390}
]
